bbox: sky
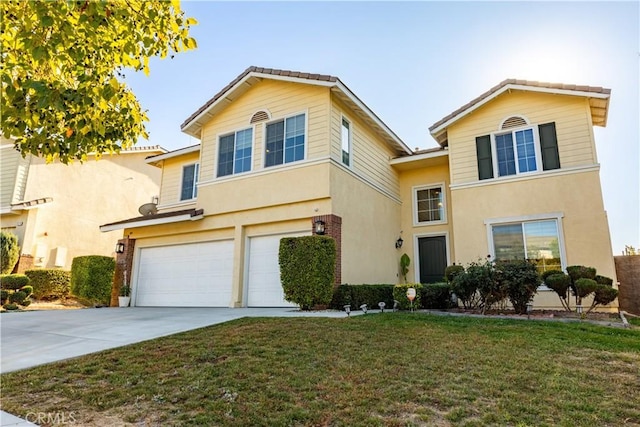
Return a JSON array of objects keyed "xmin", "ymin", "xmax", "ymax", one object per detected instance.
[{"xmin": 124, "ymin": 1, "xmax": 639, "ymax": 256}]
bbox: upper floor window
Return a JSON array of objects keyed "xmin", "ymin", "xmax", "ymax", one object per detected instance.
[
  {"xmin": 218, "ymin": 128, "xmax": 253, "ymax": 177},
  {"xmin": 341, "ymin": 117, "xmax": 351, "ymax": 166},
  {"xmin": 414, "ymin": 184, "xmax": 446, "ymax": 225},
  {"xmin": 476, "ymin": 122, "xmax": 560, "ymax": 181},
  {"xmin": 265, "ymin": 113, "xmax": 305, "ymax": 167},
  {"xmin": 180, "ymin": 163, "xmax": 199, "ymax": 201}
]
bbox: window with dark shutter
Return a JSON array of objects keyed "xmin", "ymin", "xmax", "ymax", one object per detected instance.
[
  {"xmin": 476, "ymin": 135, "xmax": 494, "ymax": 180},
  {"xmin": 539, "ymin": 122, "xmax": 560, "ymax": 171}
]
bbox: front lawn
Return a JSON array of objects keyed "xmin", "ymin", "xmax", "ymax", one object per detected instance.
[{"xmin": 1, "ymin": 314, "xmax": 638, "ymax": 426}]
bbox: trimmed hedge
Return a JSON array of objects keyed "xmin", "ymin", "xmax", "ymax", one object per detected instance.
[
  {"xmin": 393, "ymin": 283, "xmax": 423, "ymax": 310},
  {"xmin": 279, "ymin": 236, "xmax": 336, "ymax": 310},
  {"xmin": 330, "ymin": 284, "xmax": 394, "ymax": 310},
  {"xmin": 71, "ymin": 256, "xmax": 115, "ymax": 305},
  {"xmin": 421, "ymin": 283, "xmax": 453, "ymax": 309},
  {"xmin": 25, "ymin": 269, "xmax": 71, "ymax": 300},
  {"xmin": 0, "ymin": 274, "xmax": 30, "ymax": 290}
]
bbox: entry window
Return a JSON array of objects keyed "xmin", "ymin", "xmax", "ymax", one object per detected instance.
[
  {"xmin": 414, "ymin": 185, "xmax": 445, "ymax": 224},
  {"xmin": 265, "ymin": 113, "xmax": 305, "ymax": 167},
  {"xmin": 491, "ymin": 219, "xmax": 562, "ymax": 273},
  {"xmin": 217, "ymin": 128, "xmax": 253, "ymax": 177},
  {"xmin": 341, "ymin": 117, "xmax": 351, "ymax": 166},
  {"xmin": 180, "ymin": 163, "xmax": 199, "ymax": 201}
]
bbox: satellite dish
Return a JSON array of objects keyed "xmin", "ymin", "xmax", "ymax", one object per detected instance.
[{"xmin": 138, "ymin": 202, "xmax": 158, "ymax": 216}]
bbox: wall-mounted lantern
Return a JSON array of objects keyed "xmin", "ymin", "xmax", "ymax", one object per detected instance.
[
  {"xmin": 395, "ymin": 236, "xmax": 403, "ymax": 249},
  {"xmin": 314, "ymin": 220, "xmax": 326, "ymax": 235},
  {"xmin": 115, "ymin": 242, "xmax": 125, "ymax": 254}
]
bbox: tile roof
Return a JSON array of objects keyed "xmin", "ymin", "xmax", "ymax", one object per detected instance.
[
  {"xmin": 429, "ymin": 78, "xmax": 611, "ymax": 134},
  {"xmin": 181, "ymin": 66, "xmax": 338, "ymax": 130}
]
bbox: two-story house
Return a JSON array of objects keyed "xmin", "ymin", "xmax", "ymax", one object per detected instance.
[
  {"xmin": 101, "ymin": 67, "xmax": 616, "ymax": 310},
  {"xmin": 0, "ymin": 139, "xmax": 164, "ymax": 271}
]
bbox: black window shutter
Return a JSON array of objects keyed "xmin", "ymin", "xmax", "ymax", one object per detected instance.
[
  {"xmin": 476, "ymin": 135, "xmax": 493, "ymax": 180},
  {"xmin": 539, "ymin": 122, "xmax": 560, "ymax": 171}
]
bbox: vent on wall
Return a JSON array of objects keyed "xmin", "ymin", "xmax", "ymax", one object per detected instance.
[
  {"xmin": 250, "ymin": 110, "xmax": 270, "ymax": 124},
  {"xmin": 501, "ymin": 116, "xmax": 528, "ymax": 130}
]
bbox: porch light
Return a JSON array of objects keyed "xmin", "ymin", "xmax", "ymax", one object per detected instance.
[
  {"xmin": 344, "ymin": 305, "xmax": 351, "ymax": 316},
  {"xmin": 395, "ymin": 236, "xmax": 403, "ymax": 249},
  {"xmin": 378, "ymin": 302, "xmax": 386, "ymax": 313},
  {"xmin": 360, "ymin": 304, "xmax": 368, "ymax": 314},
  {"xmin": 314, "ymin": 220, "xmax": 326, "ymax": 235},
  {"xmin": 115, "ymin": 242, "xmax": 125, "ymax": 254}
]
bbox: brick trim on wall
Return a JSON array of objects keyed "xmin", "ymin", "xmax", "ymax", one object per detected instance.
[
  {"xmin": 110, "ymin": 238, "xmax": 136, "ymax": 307},
  {"xmin": 312, "ymin": 214, "xmax": 342, "ymax": 285}
]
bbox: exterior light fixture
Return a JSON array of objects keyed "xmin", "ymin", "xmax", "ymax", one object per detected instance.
[
  {"xmin": 393, "ymin": 300, "xmax": 400, "ymax": 312},
  {"xmin": 406, "ymin": 287, "xmax": 416, "ymax": 312},
  {"xmin": 115, "ymin": 242, "xmax": 125, "ymax": 254},
  {"xmin": 344, "ymin": 305, "xmax": 351, "ymax": 316},
  {"xmin": 314, "ymin": 220, "xmax": 326, "ymax": 235},
  {"xmin": 576, "ymin": 305, "xmax": 583, "ymax": 315},
  {"xmin": 378, "ymin": 301, "xmax": 386, "ymax": 313},
  {"xmin": 360, "ymin": 304, "xmax": 368, "ymax": 314},
  {"xmin": 526, "ymin": 302, "xmax": 533, "ymax": 320},
  {"xmin": 395, "ymin": 236, "xmax": 403, "ymax": 249}
]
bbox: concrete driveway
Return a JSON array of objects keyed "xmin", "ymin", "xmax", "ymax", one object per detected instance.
[{"xmin": 0, "ymin": 307, "xmax": 349, "ymax": 374}]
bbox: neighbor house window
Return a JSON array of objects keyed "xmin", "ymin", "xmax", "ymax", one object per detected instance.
[
  {"xmin": 414, "ymin": 185, "xmax": 445, "ymax": 224},
  {"xmin": 265, "ymin": 113, "xmax": 305, "ymax": 167},
  {"xmin": 491, "ymin": 219, "xmax": 562, "ymax": 274},
  {"xmin": 180, "ymin": 163, "xmax": 199, "ymax": 200},
  {"xmin": 476, "ymin": 122, "xmax": 560, "ymax": 181},
  {"xmin": 217, "ymin": 128, "xmax": 253, "ymax": 177},
  {"xmin": 341, "ymin": 117, "xmax": 351, "ymax": 166}
]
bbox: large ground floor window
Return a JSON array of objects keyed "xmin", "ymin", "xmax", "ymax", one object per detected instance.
[{"xmin": 490, "ymin": 218, "xmax": 562, "ymax": 274}]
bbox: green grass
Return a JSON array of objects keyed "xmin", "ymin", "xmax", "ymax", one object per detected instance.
[{"xmin": 2, "ymin": 314, "xmax": 639, "ymax": 426}]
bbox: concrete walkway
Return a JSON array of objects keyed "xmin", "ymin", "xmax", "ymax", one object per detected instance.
[{"xmin": 0, "ymin": 306, "xmax": 352, "ymax": 426}]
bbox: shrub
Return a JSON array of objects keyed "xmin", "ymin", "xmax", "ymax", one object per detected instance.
[
  {"xmin": 589, "ymin": 286, "xmax": 618, "ymax": 313},
  {"xmin": 595, "ymin": 275, "xmax": 613, "ymax": 286},
  {"xmin": 279, "ymin": 236, "xmax": 336, "ymax": 310},
  {"xmin": 444, "ymin": 265, "xmax": 464, "ymax": 283},
  {"xmin": 9, "ymin": 290, "xmax": 27, "ymax": 304},
  {"xmin": 0, "ymin": 274, "xmax": 30, "ymax": 290},
  {"xmin": 497, "ymin": 260, "xmax": 541, "ymax": 314},
  {"xmin": 25, "ymin": 269, "xmax": 71, "ymax": 300},
  {"xmin": 540, "ymin": 269, "xmax": 563, "ymax": 283},
  {"xmin": 21, "ymin": 299, "xmax": 31, "ymax": 307},
  {"xmin": 545, "ymin": 273, "xmax": 572, "ymax": 311},
  {"xmin": 400, "ymin": 254, "xmax": 410, "ymax": 283},
  {"xmin": 330, "ymin": 284, "xmax": 394, "ymax": 310},
  {"xmin": 3, "ymin": 303, "xmax": 19, "ymax": 310},
  {"xmin": 566, "ymin": 265, "xmax": 597, "ymax": 282},
  {"xmin": 575, "ymin": 278, "xmax": 598, "ymax": 301},
  {"xmin": 420, "ymin": 283, "xmax": 452, "ymax": 309},
  {"xmin": 0, "ymin": 289, "xmax": 8, "ymax": 304},
  {"xmin": 469, "ymin": 261, "xmax": 506, "ymax": 313},
  {"xmin": 70, "ymin": 256, "xmax": 115, "ymax": 305},
  {"xmin": 451, "ymin": 270, "xmax": 480, "ymax": 310},
  {"xmin": 393, "ymin": 283, "xmax": 422, "ymax": 310},
  {"xmin": 19, "ymin": 285, "xmax": 33, "ymax": 297},
  {"xmin": 0, "ymin": 231, "xmax": 20, "ymax": 274}
]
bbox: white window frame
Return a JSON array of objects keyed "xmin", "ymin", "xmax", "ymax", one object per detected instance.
[
  {"xmin": 263, "ymin": 111, "xmax": 308, "ymax": 168},
  {"xmin": 341, "ymin": 115, "xmax": 352, "ymax": 167},
  {"xmin": 485, "ymin": 212, "xmax": 567, "ymax": 287},
  {"xmin": 491, "ymin": 125, "xmax": 543, "ymax": 178},
  {"xmin": 180, "ymin": 163, "xmax": 199, "ymax": 201},
  {"xmin": 216, "ymin": 127, "xmax": 254, "ymax": 178},
  {"xmin": 413, "ymin": 183, "xmax": 447, "ymax": 226}
]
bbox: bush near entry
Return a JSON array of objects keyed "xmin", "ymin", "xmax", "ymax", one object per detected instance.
[
  {"xmin": 71, "ymin": 256, "xmax": 115, "ymax": 305},
  {"xmin": 279, "ymin": 236, "xmax": 336, "ymax": 310}
]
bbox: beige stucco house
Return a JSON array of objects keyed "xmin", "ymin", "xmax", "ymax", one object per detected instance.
[
  {"xmin": 0, "ymin": 139, "xmax": 165, "ymax": 271},
  {"xmin": 101, "ymin": 67, "xmax": 616, "ymax": 309}
]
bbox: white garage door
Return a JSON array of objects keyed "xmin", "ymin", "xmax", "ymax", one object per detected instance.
[
  {"xmin": 135, "ymin": 241, "xmax": 233, "ymax": 307},
  {"xmin": 246, "ymin": 233, "xmax": 308, "ymax": 307}
]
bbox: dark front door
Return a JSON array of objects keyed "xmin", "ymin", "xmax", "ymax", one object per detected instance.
[{"xmin": 418, "ymin": 236, "xmax": 447, "ymax": 283}]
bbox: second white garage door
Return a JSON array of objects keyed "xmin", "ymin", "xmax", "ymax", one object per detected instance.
[
  {"xmin": 246, "ymin": 233, "xmax": 308, "ymax": 307},
  {"xmin": 135, "ymin": 240, "xmax": 234, "ymax": 307}
]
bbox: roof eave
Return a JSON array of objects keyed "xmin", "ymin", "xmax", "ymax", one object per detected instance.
[{"xmin": 100, "ymin": 210, "xmax": 204, "ymax": 232}]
